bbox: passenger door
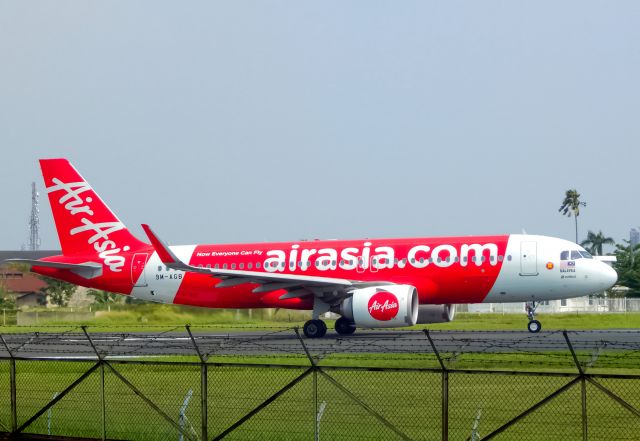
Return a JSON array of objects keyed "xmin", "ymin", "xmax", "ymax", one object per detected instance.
[{"xmin": 520, "ymin": 241, "xmax": 538, "ymax": 276}]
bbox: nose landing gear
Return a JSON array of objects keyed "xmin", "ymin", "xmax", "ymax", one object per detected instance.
[{"xmin": 526, "ymin": 301, "xmax": 542, "ymax": 333}]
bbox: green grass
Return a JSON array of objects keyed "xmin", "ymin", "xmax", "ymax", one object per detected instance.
[
  {"xmin": 3, "ymin": 309, "xmax": 640, "ymax": 334},
  {"xmin": 1, "ymin": 357, "xmax": 639, "ymax": 440}
]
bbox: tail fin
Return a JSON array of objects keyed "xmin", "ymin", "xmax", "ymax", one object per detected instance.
[{"xmin": 39, "ymin": 159, "xmax": 147, "ymax": 261}]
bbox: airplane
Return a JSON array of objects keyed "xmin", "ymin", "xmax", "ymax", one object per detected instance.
[{"xmin": 5, "ymin": 159, "xmax": 618, "ymax": 337}]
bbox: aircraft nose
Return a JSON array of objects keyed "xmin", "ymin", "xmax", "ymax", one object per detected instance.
[{"xmin": 598, "ymin": 263, "xmax": 618, "ymax": 290}]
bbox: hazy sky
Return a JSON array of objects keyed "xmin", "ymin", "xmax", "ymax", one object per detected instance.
[{"xmin": 1, "ymin": 1, "xmax": 638, "ymax": 252}]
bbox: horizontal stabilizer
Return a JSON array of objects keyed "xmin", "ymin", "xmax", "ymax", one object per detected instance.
[{"xmin": 4, "ymin": 259, "xmax": 103, "ymax": 279}]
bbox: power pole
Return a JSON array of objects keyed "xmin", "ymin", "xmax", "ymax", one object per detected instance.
[{"xmin": 28, "ymin": 182, "xmax": 41, "ymax": 251}]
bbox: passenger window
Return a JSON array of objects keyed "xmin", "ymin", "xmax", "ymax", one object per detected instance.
[
  {"xmin": 239, "ymin": 263, "xmax": 244, "ymax": 269},
  {"xmin": 248, "ymin": 263, "xmax": 253, "ymax": 269},
  {"xmin": 214, "ymin": 264, "xmax": 219, "ymax": 269},
  {"xmin": 560, "ymin": 251, "xmax": 570, "ymax": 260},
  {"xmin": 571, "ymin": 250, "xmax": 582, "ymax": 260},
  {"xmin": 158, "ymin": 266, "xmax": 162, "ymax": 272},
  {"xmin": 231, "ymin": 263, "xmax": 236, "ymax": 269},
  {"xmin": 206, "ymin": 264, "xmax": 211, "ymax": 269},
  {"xmin": 223, "ymin": 263, "xmax": 228, "ymax": 269},
  {"xmin": 498, "ymin": 255, "xmax": 504, "ymax": 262},
  {"xmin": 507, "ymin": 255, "xmax": 512, "ymax": 261},
  {"xmin": 256, "ymin": 262, "xmax": 261, "ymax": 269}
]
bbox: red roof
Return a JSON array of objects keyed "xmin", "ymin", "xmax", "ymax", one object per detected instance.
[{"xmin": 0, "ymin": 270, "xmax": 47, "ymax": 293}]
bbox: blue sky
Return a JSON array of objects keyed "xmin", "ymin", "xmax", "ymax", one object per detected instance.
[{"xmin": 1, "ymin": 1, "xmax": 638, "ymax": 251}]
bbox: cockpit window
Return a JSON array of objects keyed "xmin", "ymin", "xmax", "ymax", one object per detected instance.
[{"xmin": 561, "ymin": 250, "xmax": 590, "ymax": 260}]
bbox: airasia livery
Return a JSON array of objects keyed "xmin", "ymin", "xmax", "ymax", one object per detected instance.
[{"xmin": 7, "ymin": 159, "xmax": 618, "ymax": 337}]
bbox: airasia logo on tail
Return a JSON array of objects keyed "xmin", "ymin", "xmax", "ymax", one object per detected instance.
[
  {"xmin": 368, "ymin": 291, "xmax": 399, "ymax": 321},
  {"xmin": 47, "ymin": 178, "xmax": 129, "ymax": 272}
]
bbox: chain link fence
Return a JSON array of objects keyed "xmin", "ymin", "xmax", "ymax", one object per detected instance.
[{"xmin": 1, "ymin": 327, "xmax": 640, "ymax": 440}]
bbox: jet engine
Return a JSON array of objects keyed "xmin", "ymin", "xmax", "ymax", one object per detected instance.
[
  {"xmin": 416, "ymin": 304, "xmax": 456, "ymax": 324},
  {"xmin": 340, "ymin": 285, "xmax": 419, "ymax": 328}
]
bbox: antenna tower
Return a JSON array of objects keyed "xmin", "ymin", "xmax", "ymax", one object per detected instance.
[{"xmin": 28, "ymin": 181, "xmax": 41, "ymax": 251}]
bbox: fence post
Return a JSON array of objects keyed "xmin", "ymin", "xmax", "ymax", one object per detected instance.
[
  {"xmin": 0, "ymin": 334, "xmax": 17, "ymax": 433},
  {"xmin": 425, "ymin": 330, "xmax": 448, "ymax": 441},
  {"xmin": 294, "ymin": 327, "xmax": 319, "ymax": 441},
  {"xmin": 563, "ymin": 331, "xmax": 587, "ymax": 441},
  {"xmin": 186, "ymin": 325, "xmax": 208, "ymax": 441},
  {"xmin": 81, "ymin": 326, "xmax": 106, "ymax": 441}
]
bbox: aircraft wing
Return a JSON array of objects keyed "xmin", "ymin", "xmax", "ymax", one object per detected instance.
[
  {"xmin": 3, "ymin": 259, "xmax": 103, "ymax": 279},
  {"xmin": 141, "ymin": 224, "xmax": 379, "ymax": 300}
]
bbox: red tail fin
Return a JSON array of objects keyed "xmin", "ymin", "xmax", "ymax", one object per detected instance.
[{"xmin": 39, "ymin": 159, "xmax": 147, "ymax": 271}]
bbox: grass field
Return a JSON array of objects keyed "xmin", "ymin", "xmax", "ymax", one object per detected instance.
[
  {"xmin": 1, "ymin": 357, "xmax": 639, "ymax": 440},
  {"xmin": 3, "ymin": 302, "xmax": 640, "ymax": 333}
]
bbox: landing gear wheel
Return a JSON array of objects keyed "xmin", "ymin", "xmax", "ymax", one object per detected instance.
[
  {"xmin": 528, "ymin": 320, "xmax": 542, "ymax": 333},
  {"xmin": 335, "ymin": 317, "xmax": 356, "ymax": 336},
  {"xmin": 303, "ymin": 319, "xmax": 327, "ymax": 338},
  {"xmin": 525, "ymin": 301, "xmax": 541, "ymax": 333}
]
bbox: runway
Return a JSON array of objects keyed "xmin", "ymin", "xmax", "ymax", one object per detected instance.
[{"xmin": 2, "ymin": 328, "xmax": 640, "ymax": 360}]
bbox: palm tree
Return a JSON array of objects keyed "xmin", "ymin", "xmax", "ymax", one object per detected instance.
[
  {"xmin": 613, "ymin": 240, "xmax": 640, "ymax": 296},
  {"xmin": 580, "ymin": 230, "xmax": 615, "ymax": 255},
  {"xmin": 559, "ymin": 189, "xmax": 586, "ymax": 243}
]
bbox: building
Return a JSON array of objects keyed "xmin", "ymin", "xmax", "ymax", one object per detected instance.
[
  {"xmin": 0, "ymin": 268, "xmax": 47, "ymax": 308},
  {"xmin": 631, "ymin": 228, "xmax": 640, "ymax": 248}
]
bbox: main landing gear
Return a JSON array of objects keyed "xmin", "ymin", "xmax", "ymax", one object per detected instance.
[
  {"xmin": 526, "ymin": 301, "xmax": 542, "ymax": 333},
  {"xmin": 334, "ymin": 317, "xmax": 356, "ymax": 335},
  {"xmin": 303, "ymin": 319, "xmax": 327, "ymax": 338},
  {"xmin": 302, "ymin": 317, "xmax": 357, "ymax": 338}
]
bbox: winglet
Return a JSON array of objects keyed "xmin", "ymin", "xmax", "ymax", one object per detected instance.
[{"xmin": 141, "ymin": 224, "xmax": 182, "ymax": 265}]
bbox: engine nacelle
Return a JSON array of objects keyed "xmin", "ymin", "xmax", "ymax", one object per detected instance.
[
  {"xmin": 416, "ymin": 304, "xmax": 456, "ymax": 324},
  {"xmin": 340, "ymin": 285, "xmax": 419, "ymax": 328}
]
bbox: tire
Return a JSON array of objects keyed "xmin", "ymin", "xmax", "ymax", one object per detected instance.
[
  {"xmin": 527, "ymin": 320, "xmax": 542, "ymax": 333},
  {"xmin": 335, "ymin": 317, "xmax": 356, "ymax": 335},
  {"xmin": 303, "ymin": 319, "xmax": 327, "ymax": 338}
]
